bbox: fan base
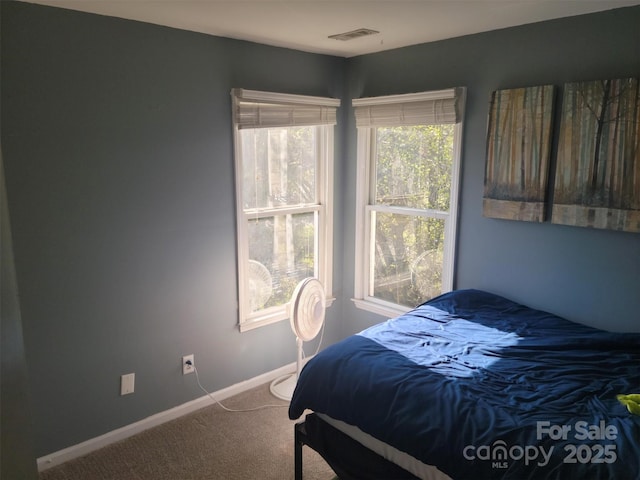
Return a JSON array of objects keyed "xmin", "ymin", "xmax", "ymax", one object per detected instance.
[{"xmin": 269, "ymin": 373, "xmax": 297, "ymax": 401}]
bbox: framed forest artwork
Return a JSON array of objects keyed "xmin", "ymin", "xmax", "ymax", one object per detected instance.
[
  {"xmin": 483, "ymin": 85, "xmax": 555, "ymax": 222},
  {"xmin": 552, "ymin": 78, "xmax": 640, "ymax": 233}
]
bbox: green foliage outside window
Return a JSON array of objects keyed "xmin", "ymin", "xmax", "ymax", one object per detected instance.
[
  {"xmin": 375, "ymin": 125, "xmax": 453, "ymax": 210},
  {"xmin": 241, "ymin": 127, "xmax": 317, "ymax": 312},
  {"xmin": 372, "ymin": 125, "xmax": 454, "ymax": 307}
]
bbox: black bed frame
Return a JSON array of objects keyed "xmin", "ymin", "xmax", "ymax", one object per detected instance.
[{"xmin": 294, "ymin": 413, "xmax": 420, "ymax": 480}]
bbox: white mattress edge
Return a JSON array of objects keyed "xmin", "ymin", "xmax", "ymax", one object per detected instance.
[{"xmin": 315, "ymin": 413, "xmax": 453, "ymax": 480}]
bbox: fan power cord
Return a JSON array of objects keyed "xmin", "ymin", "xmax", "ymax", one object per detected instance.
[{"xmin": 191, "ymin": 365, "xmax": 288, "ymax": 412}]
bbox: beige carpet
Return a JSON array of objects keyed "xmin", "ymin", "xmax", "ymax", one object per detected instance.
[{"xmin": 40, "ymin": 383, "xmax": 336, "ymax": 480}]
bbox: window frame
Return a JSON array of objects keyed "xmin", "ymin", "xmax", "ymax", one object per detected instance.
[
  {"xmin": 352, "ymin": 88, "xmax": 466, "ymax": 318},
  {"xmin": 231, "ymin": 89, "xmax": 338, "ymax": 331}
]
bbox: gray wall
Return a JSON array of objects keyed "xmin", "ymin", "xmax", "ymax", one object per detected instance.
[
  {"xmin": 1, "ymin": 1, "xmax": 345, "ymax": 457},
  {"xmin": 2, "ymin": 0, "xmax": 639, "ymax": 461},
  {"xmin": 1, "ymin": 152, "xmax": 39, "ymax": 478},
  {"xmin": 341, "ymin": 6, "xmax": 640, "ymax": 335}
]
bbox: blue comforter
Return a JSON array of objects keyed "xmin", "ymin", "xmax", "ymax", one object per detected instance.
[{"xmin": 289, "ymin": 290, "xmax": 640, "ymax": 479}]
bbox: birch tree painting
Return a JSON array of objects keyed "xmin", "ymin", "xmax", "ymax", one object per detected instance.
[
  {"xmin": 483, "ymin": 85, "xmax": 555, "ymax": 222},
  {"xmin": 552, "ymin": 78, "xmax": 640, "ymax": 232}
]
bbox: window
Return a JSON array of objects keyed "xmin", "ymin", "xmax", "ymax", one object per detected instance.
[
  {"xmin": 232, "ymin": 89, "xmax": 338, "ymax": 331},
  {"xmin": 352, "ymin": 88, "xmax": 466, "ymax": 318}
]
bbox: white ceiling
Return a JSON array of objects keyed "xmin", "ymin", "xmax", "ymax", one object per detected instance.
[{"xmin": 21, "ymin": 0, "xmax": 640, "ymax": 57}]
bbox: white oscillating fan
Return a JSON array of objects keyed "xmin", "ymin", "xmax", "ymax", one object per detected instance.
[
  {"xmin": 270, "ymin": 277, "xmax": 326, "ymax": 401},
  {"xmin": 248, "ymin": 260, "xmax": 273, "ymax": 311}
]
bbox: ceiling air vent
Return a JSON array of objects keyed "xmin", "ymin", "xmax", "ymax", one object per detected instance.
[{"xmin": 328, "ymin": 28, "xmax": 380, "ymax": 41}]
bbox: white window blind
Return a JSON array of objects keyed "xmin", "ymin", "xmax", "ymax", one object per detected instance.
[
  {"xmin": 232, "ymin": 88, "xmax": 339, "ymax": 129},
  {"xmin": 353, "ymin": 88, "xmax": 462, "ymax": 127}
]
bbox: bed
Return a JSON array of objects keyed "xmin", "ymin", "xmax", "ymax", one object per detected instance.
[{"xmin": 288, "ymin": 289, "xmax": 640, "ymax": 479}]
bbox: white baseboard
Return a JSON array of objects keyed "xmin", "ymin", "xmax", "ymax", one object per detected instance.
[{"xmin": 37, "ymin": 362, "xmax": 298, "ymax": 471}]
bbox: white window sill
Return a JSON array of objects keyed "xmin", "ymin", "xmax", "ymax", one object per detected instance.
[
  {"xmin": 239, "ymin": 296, "xmax": 336, "ymax": 333},
  {"xmin": 351, "ymin": 298, "xmax": 411, "ymax": 320}
]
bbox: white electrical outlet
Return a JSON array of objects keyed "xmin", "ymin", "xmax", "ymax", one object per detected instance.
[
  {"xmin": 121, "ymin": 373, "xmax": 135, "ymax": 395},
  {"xmin": 182, "ymin": 354, "xmax": 195, "ymax": 375}
]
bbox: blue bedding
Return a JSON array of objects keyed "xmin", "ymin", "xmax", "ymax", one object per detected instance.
[{"xmin": 289, "ymin": 290, "xmax": 640, "ymax": 479}]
